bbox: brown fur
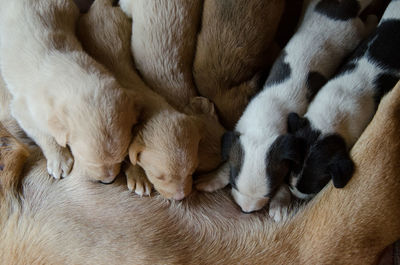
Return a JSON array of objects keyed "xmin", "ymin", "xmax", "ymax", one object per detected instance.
[
  {"xmin": 0, "ymin": 78, "xmax": 399, "ymax": 264},
  {"xmin": 120, "ymin": 0, "xmax": 201, "ymax": 110},
  {"xmin": 77, "ymin": 0, "xmax": 224, "ymax": 199},
  {"xmin": 193, "ymin": 0, "xmax": 285, "ymax": 129}
]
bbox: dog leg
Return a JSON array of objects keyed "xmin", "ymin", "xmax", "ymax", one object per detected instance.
[
  {"xmin": 195, "ymin": 162, "xmax": 230, "ymax": 192},
  {"xmin": 125, "ymin": 164, "xmax": 152, "ymax": 196},
  {"xmin": 11, "ymin": 100, "xmax": 73, "ymax": 179},
  {"xmin": 268, "ymin": 184, "xmax": 291, "ymax": 222}
]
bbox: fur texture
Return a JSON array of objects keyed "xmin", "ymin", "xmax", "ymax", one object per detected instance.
[
  {"xmin": 193, "ymin": 0, "xmax": 285, "ymax": 129},
  {"xmin": 77, "ymin": 0, "xmax": 224, "ymax": 200},
  {"xmin": 0, "ymin": 81, "xmax": 399, "ymax": 265},
  {"xmin": 119, "ymin": 0, "xmax": 201, "ymax": 110},
  {"xmin": 0, "ymin": 0, "xmax": 139, "ymax": 183},
  {"xmin": 288, "ymin": 0, "xmax": 400, "ymax": 199},
  {"xmin": 197, "ymin": 0, "xmax": 376, "ymax": 219}
]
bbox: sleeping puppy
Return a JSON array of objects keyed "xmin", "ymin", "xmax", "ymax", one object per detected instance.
[
  {"xmin": 119, "ymin": 0, "xmax": 201, "ymax": 110},
  {"xmin": 193, "ymin": 0, "xmax": 285, "ymax": 129},
  {"xmin": 0, "ymin": 0, "xmax": 138, "ymax": 184},
  {"xmin": 78, "ymin": 0, "xmax": 224, "ymax": 200},
  {"xmin": 197, "ymin": 0, "xmax": 376, "ymax": 220},
  {"xmin": 287, "ymin": 0, "xmax": 400, "ymax": 200}
]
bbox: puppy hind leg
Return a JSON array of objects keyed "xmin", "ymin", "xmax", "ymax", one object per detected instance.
[
  {"xmin": 125, "ymin": 164, "xmax": 152, "ymax": 196},
  {"xmin": 11, "ymin": 102, "xmax": 73, "ymax": 179}
]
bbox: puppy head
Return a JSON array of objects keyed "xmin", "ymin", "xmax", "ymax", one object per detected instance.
[
  {"xmin": 287, "ymin": 113, "xmax": 355, "ymax": 200},
  {"xmin": 222, "ymin": 131, "xmax": 304, "ymax": 213},
  {"xmin": 50, "ymin": 82, "xmax": 138, "ymax": 183},
  {"xmin": 129, "ymin": 111, "xmax": 201, "ymax": 200}
]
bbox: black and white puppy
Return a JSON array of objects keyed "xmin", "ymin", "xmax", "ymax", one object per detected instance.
[
  {"xmin": 196, "ymin": 0, "xmax": 376, "ymax": 221},
  {"xmin": 288, "ymin": 0, "xmax": 400, "ymax": 200}
]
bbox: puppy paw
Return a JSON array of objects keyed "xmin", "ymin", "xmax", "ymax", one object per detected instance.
[
  {"xmin": 46, "ymin": 147, "xmax": 74, "ymax": 179},
  {"xmin": 268, "ymin": 205, "xmax": 288, "ymax": 222},
  {"xmin": 268, "ymin": 185, "xmax": 291, "ymax": 222},
  {"xmin": 125, "ymin": 165, "xmax": 152, "ymax": 196},
  {"xmin": 195, "ymin": 162, "xmax": 230, "ymax": 192}
]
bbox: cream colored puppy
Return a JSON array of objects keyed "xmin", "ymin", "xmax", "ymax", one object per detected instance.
[
  {"xmin": 119, "ymin": 0, "xmax": 201, "ymax": 110},
  {"xmin": 0, "ymin": 0, "xmax": 138, "ymax": 183},
  {"xmin": 193, "ymin": 0, "xmax": 285, "ymax": 129},
  {"xmin": 78, "ymin": 0, "xmax": 224, "ymax": 200}
]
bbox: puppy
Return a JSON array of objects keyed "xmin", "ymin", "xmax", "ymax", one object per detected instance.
[
  {"xmin": 78, "ymin": 0, "xmax": 224, "ymax": 200},
  {"xmin": 119, "ymin": 0, "xmax": 201, "ymax": 110},
  {"xmin": 193, "ymin": 0, "xmax": 285, "ymax": 129},
  {"xmin": 197, "ymin": 0, "xmax": 376, "ymax": 220},
  {"xmin": 0, "ymin": 0, "xmax": 138, "ymax": 183},
  {"xmin": 287, "ymin": 0, "xmax": 400, "ymax": 200}
]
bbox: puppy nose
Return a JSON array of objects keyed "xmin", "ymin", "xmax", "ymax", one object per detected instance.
[
  {"xmin": 100, "ymin": 174, "xmax": 116, "ymax": 184},
  {"xmin": 173, "ymin": 191, "xmax": 186, "ymax": 201}
]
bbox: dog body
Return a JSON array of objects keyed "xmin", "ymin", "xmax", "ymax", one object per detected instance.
[
  {"xmin": 119, "ymin": 0, "xmax": 200, "ymax": 110},
  {"xmin": 1, "ymin": 81, "xmax": 400, "ymax": 264},
  {"xmin": 78, "ymin": 0, "xmax": 224, "ymax": 200},
  {"xmin": 288, "ymin": 0, "xmax": 400, "ymax": 200},
  {"xmin": 197, "ymin": 0, "xmax": 376, "ymax": 219},
  {"xmin": 193, "ymin": 0, "xmax": 285, "ymax": 129},
  {"xmin": 0, "ymin": 0, "xmax": 138, "ymax": 183}
]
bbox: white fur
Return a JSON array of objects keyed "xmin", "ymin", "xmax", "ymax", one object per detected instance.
[{"xmin": 306, "ymin": 1, "xmax": 400, "ymax": 148}]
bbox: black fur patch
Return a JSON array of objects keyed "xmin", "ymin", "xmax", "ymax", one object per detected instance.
[
  {"xmin": 266, "ymin": 135, "xmax": 306, "ymax": 196},
  {"xmin": 368, "ymin": 20, "xmax": 400, "ymax": 71},
  {"xmin": 315, "ymin": 0, "xmax": 360, "ymax": 21},
  {"xmin": 221, "ymin": 131, "xmax": 238, "ymax": 161},
  {"xmin": 306, "ymin": 72, "xmax": 328, "ymax": 102},
  {"xmin": 337, "ymin": 62, "xmax": 357, "ymax": 76},
  {"xmin": 373, "ymin": 73, "xmax": 399, "ymax": 106},
  {"xmin": 265, "ymin": 51, "xmax": 291, "ymax": 87},
  {"xmin": 227, "ymin": 137, "xmax": 244, "ymax": 189},
  {"xmin": 0, "ymin": 164, "xmax": 4, "ymax": 171},
  {"xmin": 293, "ymin": 133, "xmax": 354, "ymax": 195},
  {"xmin": 112, "ymin": 0, "xmax": 119, "ymax": 7}
]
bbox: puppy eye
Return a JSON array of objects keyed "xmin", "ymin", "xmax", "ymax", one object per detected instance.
[{"xmin": 156, "ymin": 174, "xmax": 165, "ymax": 181}]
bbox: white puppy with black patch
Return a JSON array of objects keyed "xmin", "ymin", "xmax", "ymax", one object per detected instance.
[
  {"xmin": 287, "ymin": 0, "xmax": 400, "ymax": 200},
  {"xmin": 197, "ymin": 0, "xmax": 376, "ymax": 221}
]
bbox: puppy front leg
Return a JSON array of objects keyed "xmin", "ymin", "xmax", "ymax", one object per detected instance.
[
  {"xmin": 195, "ymin": 162, "xmax": 230, "ymax": 192},
  {"xmin": 125, "ymin": 163, "xmax": 152, "ymax": 196},
  {"xmin": 268, "ymin": 184, "xmax": 291, "ymax": 222},
  {"xmin": 11, "ymin": 102, "xmax": 73, "ymax": 179}
]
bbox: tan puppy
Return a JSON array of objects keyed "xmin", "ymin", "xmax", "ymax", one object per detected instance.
[
  {"xmin": 1, "ymin": 81, "xmax": 399, "ymax": 264},
  {"xmin": 77, "ymin": 0, "xmax": 224, "ymax": 200},
  {"xmin": 119, "ymin": 0, "xmax": 201, "ymax": 110},
  {"xmin": 0, "ymin": 0, "xmax": 138, "ymax": 183},
  {"xmin": 193, "ymin": 0, "xmax": 285, "ymax": 129}
]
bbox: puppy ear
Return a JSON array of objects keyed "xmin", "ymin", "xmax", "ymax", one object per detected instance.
[
  {"xmin": 221, "ymin": 131, "xmax": 238, "ymax": 161},
  {"xmin": 184, "ymin": 97, "xmax": 217, "ymax": 118},
  {"xmin": 128, "ymin": 138, "xmax": 144, "ymax": 165},
  {"xmin": 48, "ymin": 115, "xmax": 68, "ymax": 147},
  {"xmin": 317, "ymin": 134, "xmax": 354, "ymax": 188},
  {"xmin": 328, "ymin": 155, "xmax": 355, "ymax": 188},
  {"xmin": 276, "ymin": 134, "xmax": 306, "ymax": 167},
  {"xmin": 287, "ymin": 112, "xmax": 309, "ymax": 134}
]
